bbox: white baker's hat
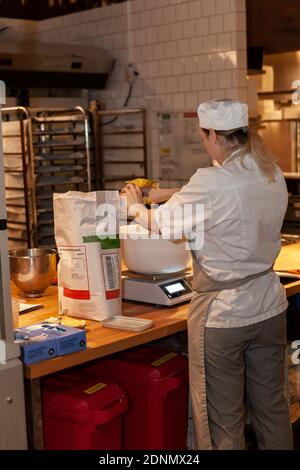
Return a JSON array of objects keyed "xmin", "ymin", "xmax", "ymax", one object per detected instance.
[{"xmin": 197, "ymin": 99, "xmax": 248, "ymax": 130}]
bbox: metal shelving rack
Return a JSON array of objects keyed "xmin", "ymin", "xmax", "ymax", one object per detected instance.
[
  {"xmin": 2, "ymin": 106, "xmax": 91, "ymax": 249},
  {"xmin": 30, "ymin": 106, "xmax": 91, "ymax": 247},
  {"xmin": 90, "ymin": 103, "xmax": 148, "ymax": 190},
  {"xmin": 2, "ymin": 107, "xmax": 36, "ymax": 249}
]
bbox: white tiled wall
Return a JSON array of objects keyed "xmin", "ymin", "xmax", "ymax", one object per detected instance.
[{"xmin": 3, "ymin": 0, "xmax": 247, "ymax": 181}]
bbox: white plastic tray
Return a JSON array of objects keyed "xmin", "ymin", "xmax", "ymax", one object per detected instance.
[{"xmin": 101, "ymin": 316, "xmax": 153, "ymax": 332}]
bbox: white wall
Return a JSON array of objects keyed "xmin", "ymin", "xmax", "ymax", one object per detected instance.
[{"xmin": 3, "ymin": 0, "xmax": 247, "ymax": 182}]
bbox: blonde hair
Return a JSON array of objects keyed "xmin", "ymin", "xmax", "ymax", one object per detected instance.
[
  {"xmin": 202, "ymin": 126, "xmax": 278, "ymax": 183},
  {"xmin": 245, "ymin": 128, "xmax": 277, "ymax": 183}
]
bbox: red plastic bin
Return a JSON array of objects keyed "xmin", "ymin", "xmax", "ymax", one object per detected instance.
[
  {"xmin": 42, "ymin": 374, "xmax": 128, "ymax": 450},
  {"xmin": 84, "ymin": 346, "xmax": 189, "ymax": 450}
]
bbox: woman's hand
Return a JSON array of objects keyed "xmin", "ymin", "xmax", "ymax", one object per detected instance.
[
  {"xmin": 142, "ymin": 187, "xmax": 181, "ymax": 204},
  {"xmin": 142, "ymin": 187, "xmax": 164, "ymax": 204},
  {"xmin": 121, "ymin": 183, "xmax": 144, "ymax": 210},
  {"xmin": 120, "ymin": 183, "xmax": 181, "ymax": 206}
]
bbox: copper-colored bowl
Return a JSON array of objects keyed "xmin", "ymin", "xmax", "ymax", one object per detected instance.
[{"xmin": 9, "ymin": 248, "xmax": 57, "ymax": 297}]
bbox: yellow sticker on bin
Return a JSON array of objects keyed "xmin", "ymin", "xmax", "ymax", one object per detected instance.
[
  {"xmin": 151, "ymin": 352, "xmax": 178, "ymax": 367},
  {"xmin": 84, "ymin": 383, "xmax": 107, "ymax": 395}
]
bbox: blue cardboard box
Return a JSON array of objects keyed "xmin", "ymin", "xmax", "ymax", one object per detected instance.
[
  {"xmin": 14, "ymin": 325, "xmax": 57, "ymax": 365},
  {"xmin": 14, "ymin": 323, "xmax": 86, "ymax": 365},
  {"xmin": 43, "ymin": 323, "xmax": 87, "ymax": 356}
]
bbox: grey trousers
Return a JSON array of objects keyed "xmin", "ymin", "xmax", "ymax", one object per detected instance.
[{"xmin": 204, "ymin": 312, "xmax": 294, "ymax": 450}]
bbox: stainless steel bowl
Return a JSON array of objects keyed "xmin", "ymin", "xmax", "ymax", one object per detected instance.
[{"xmin": 9, "ymin": 248, "xmax": 57, "ymax": 298}]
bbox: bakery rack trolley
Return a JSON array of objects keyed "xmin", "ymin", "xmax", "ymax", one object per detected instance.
[
  {"xmin": 90, "ymin": 102, "xmax": 148, "ymax": 190},
  {"xmin": 1, "ymin": 106, "xmax": 36, "ymax": 249},
  {"xmin": 29, "ymin": 106, "xmax": 91, "ymax": 247}
]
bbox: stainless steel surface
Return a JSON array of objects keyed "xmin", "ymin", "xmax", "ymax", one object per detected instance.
[
  {"xmin": 0, "ymin": 81, "xmax": 28, "ymax": 449},
  {"xmin": 281, "ymin": 234, "xmax": 300, "ymax": 246},
  {"xmin": 0, "ymin": 360, "xmax": 28, "ymax": 449},
  {"xmin": 122, "ymin": 272, "xmax": 194, "ymax": 307},
  {"xmin": 9, "ymin": 247, "xmax": 56, "ymax": 297},
  {"xmin": 123, "ymin": 268, "xmax": 192, "ymax": 282},
  {"xmin": 0, "ymin": 40, "xmax": 114, "ymax": 89}
]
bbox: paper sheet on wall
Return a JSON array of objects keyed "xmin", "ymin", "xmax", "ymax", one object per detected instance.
[{"xmin": 158, "ymin": 112, "xmax": 211, "ymax": 182}]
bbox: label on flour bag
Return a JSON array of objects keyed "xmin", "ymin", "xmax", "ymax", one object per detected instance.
[
  {"xmin": 102, "ymin": 252, "xmax": 120, "ymax": 299},
  {"xmin": 100, "ymin": 236, "xmax": 121, "ymax": 300},
  {"xmin": 58, "ymin": 246, "xmax": 91, "ymax": 300},
  {"xmin": 83, "ymin": 235, "xmax": 121, "ymax": 301}
]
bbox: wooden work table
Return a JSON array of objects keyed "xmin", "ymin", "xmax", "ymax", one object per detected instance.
[
  {"xmin": 12, "ymin": 243, "xmax": 300, "ymax": 449},
  {"xmin": 14, "ymin": 284, "xmax": 192, "ymax": 450},
  {"xmin": 17, "ymin": 278, "xmax": 300, "ymax": 381},
  {"xmin": 15, "ymin": 286, "xmax": 189, "ymax": 380}
]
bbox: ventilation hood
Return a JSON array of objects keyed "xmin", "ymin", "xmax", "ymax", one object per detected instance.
[{"xmin": 0, "ymin": 40, "xmax": 114, "ymax": 89}]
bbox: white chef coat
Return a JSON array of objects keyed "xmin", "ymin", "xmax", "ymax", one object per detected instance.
[{"xmin": 154, "ymin": 150, "xmax": 289, "ymax": 328}]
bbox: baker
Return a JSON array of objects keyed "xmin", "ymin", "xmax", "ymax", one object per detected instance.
[{"xmin": 122, "ymin": 99, "xmax": 293, "ymax": 450}]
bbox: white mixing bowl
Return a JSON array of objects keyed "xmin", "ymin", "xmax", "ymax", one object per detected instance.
[{"xmin": 120, "ymin": 224, "xmax": 191, "ymax": 274}]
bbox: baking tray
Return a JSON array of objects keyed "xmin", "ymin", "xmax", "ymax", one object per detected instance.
[
  {"xmin": 33, "ymin": 139, "xmax": 85, "ymax": 148},
  {"xmin": 34, "ymin": 152, "xmax": 85, "ymax": 161},
  {"xmin": 33, "ymin": 129, "xmax": 84, "ymax": 136},
  {"xmin": 101, "ymin": 316, "xmax": 153, "ymax": 332},
  {"xmin": 32, "ymin": 115, "xmax": 84, "ymax": 123},
  {"xmin": 35, "ymin": 176, "xmax": 84, "ymax": 186},
  {"xmin": 35, "ymin": 164, "xmax": 84, "ymax": 174}
]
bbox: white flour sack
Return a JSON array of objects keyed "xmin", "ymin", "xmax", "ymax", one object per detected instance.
[{"xmin": 53, "ymin": 191, "xmax": 121, "ymax": 321}]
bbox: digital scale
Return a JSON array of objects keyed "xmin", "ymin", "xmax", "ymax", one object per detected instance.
[{"xmin": 122, "ymin": 269, "xmax": 194, "ymax": 307}]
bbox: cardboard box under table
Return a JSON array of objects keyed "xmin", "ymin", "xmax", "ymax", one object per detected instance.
[{"xmin": 14, "ymin": 323, "xmax": 86, "ymax": 365}]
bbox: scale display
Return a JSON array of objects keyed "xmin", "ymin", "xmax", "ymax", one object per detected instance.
[
  {"xmin": 160, "ymin": 279, "xmax": 192, "ymax": 299},
  {"xmin": 165, "ymin": 282, "xmax": 186, "ymax": 294}
]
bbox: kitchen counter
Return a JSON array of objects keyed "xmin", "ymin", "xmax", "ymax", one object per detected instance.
[
  {"xmin": 12, "ymin": 243, "xmax": 300, "ymax": 449},
  {"xmin": 16, "ymin": 243, "xmax": 300, "ymax": 381},
  {"xmin": 14, "ymin": 284, "xmax": 191, "ymax": 450},
  {"xmin": 15, "ymin": 285, "xmax": 188, "ymax": 380},
  {"xmin": 274, "ymin": 242, "xmax": 300, "ymax": 273},
  {"xmin": 274, "ymin": 243, "xmax": 300, "ymax": 295}
]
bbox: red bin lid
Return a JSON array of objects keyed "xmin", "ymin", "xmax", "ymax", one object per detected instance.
[
  {"xmin": 43, "ymin": 377, "xmax": 127, "ymax": 424},
  {"xmin": 102, "ymin": 346, "xmax": 188, "ymax": 384}
]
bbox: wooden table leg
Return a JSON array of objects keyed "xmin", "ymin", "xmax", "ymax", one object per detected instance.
[{"xmin": 24, "ymin": 378, "xmax": 44, "ymax": 450}]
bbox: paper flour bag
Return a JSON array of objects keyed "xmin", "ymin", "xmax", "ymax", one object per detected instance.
[{"xmin": 54, "ymin": 191, "xmax": 121, "ymax": 321}]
